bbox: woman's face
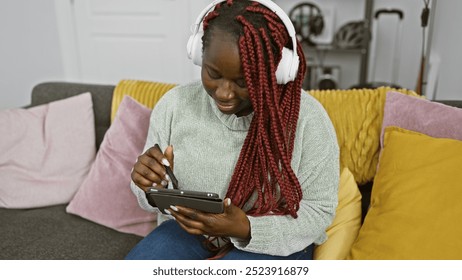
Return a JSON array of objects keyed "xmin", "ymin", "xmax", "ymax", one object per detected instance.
[{"xmin": 201, "ymin": 31, "xmax": 252, "ymax": 117}]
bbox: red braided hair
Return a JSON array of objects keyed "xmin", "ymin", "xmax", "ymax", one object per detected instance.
[{"xmin": 202, "ymin": 0, "xmax": 306, "ymax": 218}]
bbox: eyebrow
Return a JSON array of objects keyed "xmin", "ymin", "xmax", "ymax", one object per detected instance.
[{"xmin": 204, "ymin": 63, "xmax": 245, "ymax": 81}]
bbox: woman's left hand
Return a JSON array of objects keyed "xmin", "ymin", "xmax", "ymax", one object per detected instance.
[{"xmin": 167, "ymin": 198, "xmax": 250, "ymax": 240}]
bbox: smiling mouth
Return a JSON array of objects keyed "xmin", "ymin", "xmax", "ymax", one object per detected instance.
[{"xmin": 215, "ymin": 101, "xmax": 236, "ymax": 113}]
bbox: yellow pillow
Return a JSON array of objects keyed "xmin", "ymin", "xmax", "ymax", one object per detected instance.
[
  {"xmin": 348, "ymin": 126, "xmax": 462, "ymax": 259},
  {"xmin": 308, "ymin": 87, "xmax": 418, "ymax": 185},
  {"xmin": 314, "ymin": 167, "xmax": 362, "ymax": 260},
  {"xmin": 111, "ymin": 80, "xmax": 177, "ymax": 122}
]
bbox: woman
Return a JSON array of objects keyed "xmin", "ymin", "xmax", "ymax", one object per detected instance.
[{"xmin": 126, "ymin": 0, "xmax": 339, "ymax": 260}]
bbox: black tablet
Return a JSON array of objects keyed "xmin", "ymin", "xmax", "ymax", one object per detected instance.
[{"xmin": 146, "ymin": 188, "xmax": 224, "ymax": 214}]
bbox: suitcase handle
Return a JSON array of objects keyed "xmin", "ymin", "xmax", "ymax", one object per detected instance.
[{"xmin": 374, "ymin": 9, "xmax": 404, "ymax": 20}]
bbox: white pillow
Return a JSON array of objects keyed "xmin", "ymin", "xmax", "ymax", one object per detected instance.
[{"xmin": 0, "ymin": 93, "xmax": 96, "ymax": 208}]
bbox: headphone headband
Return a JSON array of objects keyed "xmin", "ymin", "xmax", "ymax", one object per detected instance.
[
  {"xmin": 187, "ymin": 0, "xmax": 300, "ymax": 84},
  {"xmin": 191, "ymin": 0, "xmax": 297, "ymax": 46}
]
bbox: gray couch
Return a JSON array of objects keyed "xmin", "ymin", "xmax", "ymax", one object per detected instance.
[
  {"xmin": 1, "ymin": 81, "xmax": 461, "ymax": 260},
  {"xmin": 0, "ymin": 82, "xmax": 142, "ymax": 260}
]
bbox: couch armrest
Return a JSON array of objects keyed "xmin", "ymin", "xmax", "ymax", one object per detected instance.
[
  {"xmin": 31, "ymin": 82, "xmax": 115, "ymax": 150},
  {"xmin": 434, "ymin": 100, "xmax": 462, "ymax": 109}
]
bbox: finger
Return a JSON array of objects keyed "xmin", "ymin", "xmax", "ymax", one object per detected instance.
[
  {"xmin": 133, "ymin": 159, "xmax": 164, "ymax": 182},
  {"xmin": 164, "ymin": 145, "xmax": 174, "ymax": 170},
  {"xmin": 220, "ymin": 198, "xmax": 235, "ymax": 217},
  {"xmin": 137, "ymin": 153, "xmax": 169, "ymax": 182},
  {"xmin": 224, "ymin": 198, "xmax": 232, "ymax": 210},
  {"xmin": 170, "ymin": 206, "xmax": 208, "ymax": 229},
  {"xmin": 148, "ymin": 144, "xmax": 171, "ymax": 167},
  {"xmin": 131, "ymin": 171, "xmax": 167, "ymax": 191},
  {"xmin": 223, "ymin": 198, "xmax": 251, "ymax": 240},
  {"xmin": 130, "ymin": 170, "xmax": 154, "ymax": 191},
  {"xmin": 174, "ymin": 218, "xmax": 204, "ymax": 236},
  {"xmin": 175, "ymin": 205, "xmax": 223, "ymax": 229},
  {"xmin": 172, "ymin": 205, "xmax": 204, "ymax": 220},
  {"xmin": 168, "ymin": 207, "xmax": 205, "ymax": 235}
]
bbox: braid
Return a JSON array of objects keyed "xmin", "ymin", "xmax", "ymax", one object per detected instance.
[{"xmin": 202, "ymin": 0, "xmax": 306, "ymax": 218}]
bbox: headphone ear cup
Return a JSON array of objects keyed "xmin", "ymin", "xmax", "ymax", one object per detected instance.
[
  {"xmin": 187, "ymin": 30, "xmax": 204, "ymax": 66},
  {"xmin": 276, "ymin": 47, "xmax": 299, "ymax": 84}
]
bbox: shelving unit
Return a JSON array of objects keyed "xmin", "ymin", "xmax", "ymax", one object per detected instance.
[
  {"xmin": 360, "ymin": 0, "xmax": 373, "ymax": 84},
  {"xmin": 302, "ymin": 0, "xmax": 373, "ymax": 89}
]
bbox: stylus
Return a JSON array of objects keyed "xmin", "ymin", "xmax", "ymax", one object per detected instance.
[
  {"xmin": 165, "ymin": 166, "xmax": 179, "ymax": 189},
  {"xmin": 154, "ymin": 144, "xmax": 179, "ymax": 189}
]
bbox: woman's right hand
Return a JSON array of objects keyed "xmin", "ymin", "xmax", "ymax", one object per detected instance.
[{"xmin": 131, "ymin": 144, "xmax": 174, "ymax": 192}]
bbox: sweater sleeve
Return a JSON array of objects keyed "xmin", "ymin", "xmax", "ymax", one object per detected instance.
[{"xmin": 230, "ymin": 96, "xmax": 340, "ymax": 256}]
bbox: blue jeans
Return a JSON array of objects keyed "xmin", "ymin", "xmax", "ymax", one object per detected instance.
[{"xmin": 125, "ymin": 220, "xmax": 314, "ymax": 260}]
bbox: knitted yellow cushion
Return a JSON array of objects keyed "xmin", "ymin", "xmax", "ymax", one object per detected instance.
[
  {"xmin": 111, "ymin": 80, "xmax": 177, "ymax": 122},
  {"xmin": 112, "ymin": 80, "xmax": 417, "ymax": 185},
  {"xmin": 308, "ymin": 87, "xmax": 418, "ymax": 185}
]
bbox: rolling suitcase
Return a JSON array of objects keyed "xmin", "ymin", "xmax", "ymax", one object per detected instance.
[
  {"xmin": 352, "ymin": 8, "xmax": 404, "ymax": 89},
  {"xmin": 368, "ymin": 8, "xmax": 404, "ymax": 88}
]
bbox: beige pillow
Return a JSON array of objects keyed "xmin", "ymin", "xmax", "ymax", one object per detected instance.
[
  {"xmin": 314, "ymin": 167, "xmax": 362, "ymax": 259},
  {"xmin": 348, "ymin": 127, "xmax": 462, "ymax": 259}
]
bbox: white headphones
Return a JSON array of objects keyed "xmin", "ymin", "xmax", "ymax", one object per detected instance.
[{"xmin": 186, "ymin": 0, "xmax": 300, "ymax": 84}]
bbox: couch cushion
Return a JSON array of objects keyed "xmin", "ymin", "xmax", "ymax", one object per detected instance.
[
  {"xmin": 0, "ymin": 205, "xmax": 142, "ymax": 260},
  {"xmin": 314, "ymin": 167, "xmax": 361, "ymax": 260},
  {"xmin": 31, "ymin": 82, "xmax": 114, "ymax": 150},
  {"xmin": 348, "ymin": 127, "xmax": 462, "ymax": 259},
  {"xmin": 381, "ymin": 91, "xmax": 462, "ymax": 147},
  {"xmin": 66, "ymin": 96, "xmax": 157, "ymax": 236},
  {"xmin": 111, "ymin": 80, "xmax": 176, "ymax": 122},
  {"xmin": 308, "ymin": 87, "xmax": 418, "ymax": 185},
  {"xmin": 0, "ymin": 93, "xmax": 95, "ymax": 208}
]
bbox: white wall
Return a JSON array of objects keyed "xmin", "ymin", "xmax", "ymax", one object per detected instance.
[
  {"xmin": 0, "ymin": 0, "xmax": 64, "ymax": 110},
  {"xmin": 0, "ymin": 0, "xmax": 460, "ymax": 110},
  {"xmin": 430, "ymin": 0, "xmax": 462, "ymax": 100}
]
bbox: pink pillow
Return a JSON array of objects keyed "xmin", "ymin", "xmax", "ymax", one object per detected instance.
[
  {"xmin": 381, "ymin": 91, "xmax": 462, "ymax": 147},
  {"xmin": 0, "ymin": 93, "xmax": 96, "ymax": 208},
  {"xmin": 66, "ymin": 96, "xmax": 156, "ymax": 236}
]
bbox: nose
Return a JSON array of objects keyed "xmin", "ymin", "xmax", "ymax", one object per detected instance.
[{"xmin": 215, "ymin": 80, "xmax": 235, "ymax": 100}]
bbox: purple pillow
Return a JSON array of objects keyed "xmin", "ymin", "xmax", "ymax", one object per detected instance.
[
  {"xmin": 0, "ymin": 93, "xmax": 95, "ymax": 208},
  {"xmin": 66, "ymin": 96, "xmax": 156, "ymax": 236},
  {"xmin": 381, "ymin": 91, "xmax": 462, "ymax": 147}
]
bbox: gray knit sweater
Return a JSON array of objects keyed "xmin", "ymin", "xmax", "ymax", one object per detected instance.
[{"xmin": 130, "ymin": 80, "xmax": 339, "ymax": 256}]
